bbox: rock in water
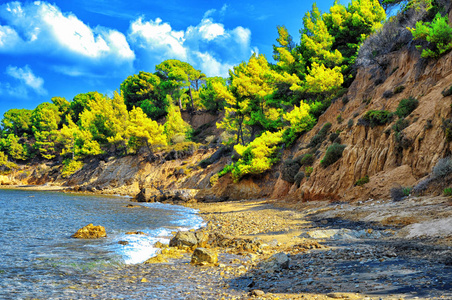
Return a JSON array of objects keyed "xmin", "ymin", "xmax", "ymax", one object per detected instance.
[
  {"xmin": 191, "ymin": 247, "xmax": 218, "ymax": 266},
  {"xmin": 135, "ymin": 188, "xmax": 155, "ymax": 202},
  {"xmin": 258, "ymin": 252, "xmax": 289, "ymax": 272},
  {"xmin": 72, "ymin": 223, "xmax": 107, "ymax": 239}
]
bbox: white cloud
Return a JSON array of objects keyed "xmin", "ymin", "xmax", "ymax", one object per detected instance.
[
  {"xmin": 1, "ymin": 65, "xmax": 47, "ymax": 97},
  {"xmin": 0, "ymin": 1, "xmax": 134, "ymax": 76},
  {"xmin": 128, "ymin": 12, "xmax": 256, "ymax": 77}
]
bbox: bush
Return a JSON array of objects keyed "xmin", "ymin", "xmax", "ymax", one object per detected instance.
[
  {"xmin": 297, "ymin": 153, "xmax": 315, "ymax": 166},
  {"xmin": 394, "ymin": 86, "xmax": 406, "ymax": 94},
  {"xmin": 443, "ymin": 187, "xmax": 452, "ymax": 196},
  {"xmin": 390, "ymin": 186, "xmax": 411, "ymax": 201},
  {"xmin": 383, "ymin": 90, "xmax": 394, "ymax": 98},
  {"xmin": 393, "ymin": 118, "xmax": 410, "ymax": 132},
  {"xmin": 336, "ymin": 114, "xmax": 343, "ymax": 124},
  {"xmin": 347, "ymin": 119, "xmax": 354, "ymax": 129},
  {"xmin": 432, "ymin": 157, "xmax": 452, "ymax": 179},
  {"xmin": 61, "ymin": 159, "xmax": 84, "ymax": 178},
  {"xmin": 281, "ymin": 158, "xmax": 301, "ymax": 183},
  {"xmin": 442, "ymin": 85, "xmax": 452, "ymax": 97},
  {"xmin": 410, "ymin": 13, "xmax": 452, "ymax": 58},
  {"xmin": 442, "ymin": 118, "xmax": 452, "ymax": 142},
  {"xmin": 329, "ymin": 131, "xmax": 340, "ymax": 143},
  {"xmin": 320, "ymin": 143, "xmax": 346, "ymax": 167},
  {"xmin": 360, "ymin": 110, "xmax": 394, "ymax": 128},
  {"xmin": 355, "ymin": 175, "xmax": 370, "ymax": 186},
  {"xmin": 305, "ymin": 166, "xmax": 313, "ymax": 177},
  {"xmin": 307, "ymin": 122, "xmax": 332, "ymax": 148},
  {"xmin": 395, "ymin": 97, "xmax": 419, "ymax": 118},
  {"xmin": 294, "ymin": 171, "xmax": 305, "ymax": 187}
]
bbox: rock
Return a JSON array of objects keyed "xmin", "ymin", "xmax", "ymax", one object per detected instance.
[
  {"xmin": 251, "ymin": 289, "xmax": 265, "ymax": 296},
  {"xmin": 118, "ymin": 240, "xmax": 129, "ymax": 245},
  {"xmin": 169, "ymin": 231, "xmax": 198, "ymax": 248},
  {"xmin": 135, "ymin": 188, "xmax": 156, "ymax": 202},
  {"xmin": 258, "ymin": 252, "xmax": 289, "ymax": 272},
  {"xmin": 72, "ymin": 223, "xmax": 106, "ymax": 239},
  {"xmin": 191, "ymin": 247, "xmax": 218, "ymax": 266},
  {"xmin": 126, "ymin": 231, "xmax": 145, "ymax": 235}
]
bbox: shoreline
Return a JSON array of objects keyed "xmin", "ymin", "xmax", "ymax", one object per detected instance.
[{"xmin": 1, "ymin": 186, "xmax": 451, "ymax": 299}]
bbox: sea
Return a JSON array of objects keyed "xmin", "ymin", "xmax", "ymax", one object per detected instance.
[{"xmin": 0, "ymin": 189, "xmax": 205, "ymax": 299}]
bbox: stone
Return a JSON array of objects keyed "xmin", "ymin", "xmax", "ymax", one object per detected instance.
[
  {"xmin": 72, "ymin": 223, "xmax": 106, "ymax": 239},
  {"xmin": 169, "ymin": 231, "xmax": 198, "ymax": 248},
  {"xmin": 258, "ymin": 252, "xmax": 289, "ymax": 272},
  {"xmin": 118, "ymin": 240, "xmax": 129, "ymax": 245},
  {"xmin": 191, "ymin": 247, "xmax": 218, "ymax": 266},
  {"xmin": 126, "ymin": 231, "xmax": 145, "ymax": 235},
  {"xmin": 251, "ymin": 289, "xmax": 265, "ymax": 296},
  {"xmin": 135, "ymin": 188, "xmax": 156, "ymax": 202}
]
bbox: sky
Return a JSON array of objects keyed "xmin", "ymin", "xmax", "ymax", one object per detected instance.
[{"xmin": 0, "ymin": 0, "xmax": 348, "ymax": 119}]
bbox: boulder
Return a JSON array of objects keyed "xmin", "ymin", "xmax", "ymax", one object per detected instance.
[
  {"xmin": 169, "ymin": 231, "xmax": 198, "ymax": 248},
  {"xmin": 191, "ymin": 247, "xmax": 218, "ymax": 266},
  {"xmin": 258, "ymin": 252, "xmax": 289, "ymax": 272},
  {"xmin": 72, "ymin": 223, "xmax": 106, "ymax": 239},
  {"xmin": 135, "ymin": 188, "xmax": 156, "ymax": 202}
]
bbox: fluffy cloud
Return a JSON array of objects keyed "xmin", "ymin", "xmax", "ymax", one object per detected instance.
[
  {"xmin": 0, "ymin": 1, "xmax": 134, "ymax": 76},
  {"xmin": 128, "ymin": 9, "xmax": 256, "ymax": 77},
  {"xmin": 0, "ymin": 65, "xmax": 47, "ymax": 97}
]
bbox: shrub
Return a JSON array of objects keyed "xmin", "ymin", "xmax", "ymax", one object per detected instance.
[
  {"xmin": 395, "ymin": 97, "xmax": 419, "ymax": 118},
  {"xmin": 61, "ymin": 159, "xmax": 84, "ymax": 178},
  {"xmin": 294, "ymin": 171, "xmax": 305, "ymax": 187},
  {"xmin": 297, "ymin": 153, "xmax": 315, "ymax": 166},
  {"xmin": 336, "ymin": 114, "xmax": 343, "ymax": 124},
  {"xmin": 360, "ymin": 110, "xmax": 394, "ymax": 128},
  {"xmin": 393, "ymin": 118, "xmax": 410, "ymax": 132},
  {"xmin": 383, "ymin": 90, "xmax": 394, "ymax": 98},
  {"xmin": 347, "ymin": 119, "xmax": 354, "ymax": 129},
  {"xmin": 412, "ymin": 177, "xmax": 433, "ymax": 195},
  {"xmin": 425, "ymin": 119, "xmax": 433, "ymax": 129},
  {"xmin": 280, "ymin": 158, "xmax": 301, "ymax": 183},
  {"xmin": 355, "ymin": 175, "xmax": 370, "ymax": 186},
  {"xmin": 390, "ymin": 186, "xmax": 410, "ymax": 201},
  {"xmin": 342, "ymin": 96, "xmax": 349, "ymax": 105},
  {"xmin": 409, "ymin": 13, "xmax": 452, "ymax": 58},
  {"xmin": 432, "ymin": 157, "xmax": 452, "ymax": 179},
  {"xmin": 441, "ymin": 118, "xmax": 452, "ymax": 142},
  {"xmin": 442, "ymin": 85, "xmax": 452, "ymax": 97},
  {"xmin": 393, "ymin": 85, "xmax": 406, "ymax": 94},
  {"xmin": 329, "ymin": 131, "xmax": 340, "ymax": 143},
  {"xmin": 307, "ymin": 122, "xmax": 332, "ymax": 148},
  {"xmin": 443, "ymin": 187, "xmax": 452, "ymax": 196},
  {"xmin": 320, "ymin": 143, "xmax": 346, "ymax": 167},
  {"xmin": 305, "ymin": 166, "xmax": 314, "ymax": 177}
]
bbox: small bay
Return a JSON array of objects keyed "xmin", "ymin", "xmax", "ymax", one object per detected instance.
[{"xmin": 0, "ymin": 189, "xmax": 204, "ymax": 299}]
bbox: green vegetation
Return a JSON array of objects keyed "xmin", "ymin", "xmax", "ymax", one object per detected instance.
[
  {"xmin": 355, "ymin": 175, "xmax": 370, "ymax": 186},
  {"xmin": 443, "ymin": 187, "xmax": 452, "ymax": 196},
  {"xmin": 361, "ymin": 110, "xmax": 394, "ymax": 128},
  {"xmin": 442, "ymin": 85, "xmax": 452, "ymax": 97},
  {"xmin": 393, "ymin": 85, "xmax": 405, "ymax": 94},
  {"xmin": 410, "ymin": 13, "xmax": 452, "ymax": 58},
  {"xmin": 395, "ymin": 97, "xmax": 419, "ymax": 118},
  {"xmin": 321, "ymin": 143, "xmax": 346, "ymax": 167},
  {"xmin": 2, "ymin": 0, "xmax": 415, "ymax": 182}
]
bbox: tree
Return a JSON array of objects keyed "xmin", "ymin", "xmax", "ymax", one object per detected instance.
[
  {"xmin": 155, "ymin": 59, "xmax": 206, "ymax": 111},
  {"xmin": 31, "ymin": 102, "xmax": 61, "ymax": 159},
  {"xmin": 106, "ymin": 91, "xmax": 130, "ymax": 154},
  {"xmin": 127, "ymin": 107, "xmax": 166, "ymax": 154},
  {"xmin": 51, "ymin": 96, "xmax": 70, "ymax": 128},
  {"xmin": 1, "ymin": 109, "xmax": 33, "ymax": 137},
  {"xmin": 199, "ymin": 77, "xmax": 227, "ymax": 113},
  {"xmin": 70, "ymin": 92, "xmax": 104, "ymax": 124},
  {"xmin": 163, "ymin": 96, "xmax": 191, "ymax": 144}
]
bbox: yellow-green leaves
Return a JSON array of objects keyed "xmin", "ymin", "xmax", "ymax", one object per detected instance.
[
  {"xmin": 127, "ymin": 107, "xmax": 166, "ymax": 152},
  {"xmin": 304, "ymin": 63, "xmax": 344, "ymax": 93},
  {"xmin": 164, "ymin": 97, "xmax": 191, "ymax": 144}
]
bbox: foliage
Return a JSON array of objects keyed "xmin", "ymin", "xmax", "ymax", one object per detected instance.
[
  {"xmin": 230, "ymin": 130, "xmax": 283, "ymax": 182},
  {"xmin": 305, "ymin": 166, "xmax": 314, "ymax": 177},
  {"xmin": 394, "ymin": 85, "xmax": 406, "ymax": 94},
  {"xmin": 393, "ymin": 118, "xmax": 410, "ymax": 132},
  {"xmin": 1, "ymin": 109, "xmax": 32, "ymax": 136},
  {"xmin": 361, "ymin": 110, "xmax": 394, "ymax": 128},
  {"xmin": 164, "ymin": 98, "xmax": 191, "ymax": 144},
  {"xmin": 395, "ymin": 97, "xmax": 419, "ymax": 118},
  {"xmin": 441, "ymin": 85, "xmax": 452, "ymax": 97},
  {"xmin": 391, "ymin": 186, "xmax": 411, "ymax": 201},
  {"xmin": 0, "ymin": 151, "xmax": 18, "ymax": 170},
  {"xmin": 298, "ymin": 153, "xmax": 315, "ymax": 166},
  {"xmin": 443, "ymin": 187, "xmax": 452, "ymax": 196},
  {"xmin": 127, "ymin": 107, "xmax": 166, "ymax": 153},
  {"xmin": 410, "ymin": 13, "xmax": 452, "ymax": 58},
  {"xmin": 2, "ymin": 134, "xmax": 29, "ymax": 161},
  {"xmin": 432, "ymin": 156, "xmax": 452, "ymax": 178},
  {"xmin": 355, "ymin": 175, "xmax": 370, "ymax": 186},
  {"xmin": 294, "ymin": 171, "xmax": 305, "ymax": 187},
  {"xmin": 320, "ymin": 143, "xmax": 346, "ymax": 167},
  {"xmin": 281, "ymin": 158, "xmax": 301, "ymax": 183},
  {"xmin": 307, "ymin": 122, "xmax": 332, "ymax": 148},
  {"xmin": 348, "ymin": 119, "xmax": 354, "ymax": 128},
  {"xmin": 199, "ymin": 77, "xmax": 227, "ymax": 113},
  {"xmin": 281, "ymin": 102, "xmax": 316, "ymax": 146},
  {"xmin": 61, "ymin": 159, "xmax": 84, "ymax": 178}
]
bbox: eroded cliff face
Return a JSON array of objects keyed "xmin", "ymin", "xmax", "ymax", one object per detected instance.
[{"xmin": 275, "ymin": 47, "xmax": 452, "ymax": 202}]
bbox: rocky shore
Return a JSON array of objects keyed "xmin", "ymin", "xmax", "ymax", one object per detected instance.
[{"xmin": 30, "ymin": 194, "xmax": 450, "ymax": 300}]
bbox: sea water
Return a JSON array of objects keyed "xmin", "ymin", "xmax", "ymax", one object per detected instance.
[{"xmin": 0, "ymin": 189, "xmax": 204, "ymax": 298}]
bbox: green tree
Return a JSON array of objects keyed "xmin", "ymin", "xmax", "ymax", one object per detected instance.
[
  {"xmin": 1, "ymin": 109, "xmax": 33, "ymax": 137},
  {"xmin": 127, "ymin": 107, "xmax": 166, "ymax": 154},
  {"xmin": 164, "ymin": 97, "xmax": 191, "ymax": 144},
  {"xmin": 410, "ymin": 13, "xmax": 452, "ymax": 58},
  {"xmin": 3, "ymin": 134, "xmax": 29, "ymax": 161},
  {"xmin": 31, "ymin": 102, "xmax": 61, "ymax": 159},
  {"xmin": 70, "ymin": 92, "xmax": 104, "ymax": 124},
  {"xmin": 199, "ymin": 77, "xmax": 227, "ymax": 113}
]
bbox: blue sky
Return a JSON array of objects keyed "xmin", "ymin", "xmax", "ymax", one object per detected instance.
[{"xmin": 0, "ymin": 0, "xmax": 346, "ymax": 118}]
